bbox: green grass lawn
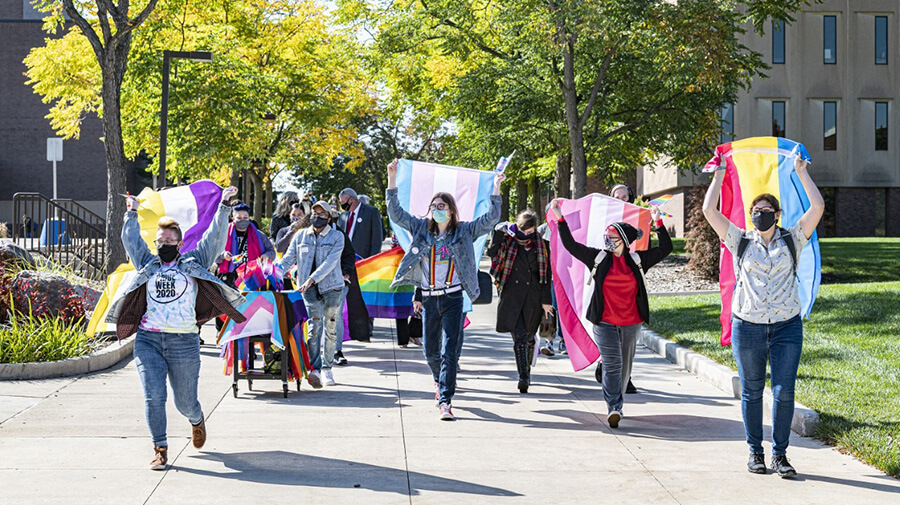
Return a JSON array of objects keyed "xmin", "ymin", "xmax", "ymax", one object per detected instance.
[
  {"xmin": 819, "ymin": 237, "xmax": 900, "ymax": 283},
  {"xmin": 648, "ymin": 282, "xmax": 900, "ymax": 478}
]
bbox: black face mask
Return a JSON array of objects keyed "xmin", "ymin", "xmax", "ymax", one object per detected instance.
[
  {"xmin": 311, "ymin": 216, "xmax": 329, "ymax": 229},
  {"xmin": 340, "ymin": 202, "xmax": 351, "ymax": 211},
  {"xmin": 158, "ymin": 244, "xmax": 180, "ymax": 263},
  {"xmin": 515, "ymin": 229, "xmax": 534, "ymax": 241},
  {"xmin": 751, "ymin": 211, "xmax": 777, "ymax": 232}
]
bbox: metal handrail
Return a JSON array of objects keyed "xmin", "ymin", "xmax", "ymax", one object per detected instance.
[{"xmin": 11, "ymin": 192, "xmax": 107, "ymax": 279}]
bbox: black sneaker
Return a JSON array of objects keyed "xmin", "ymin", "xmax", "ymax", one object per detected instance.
[
  {"xmin": 625, "ymin": 380, "xmax": 637, "ymax": 394},
  {"xmin": 770, "ymin": 454, "xmax": 797, "ymax": 478},
  {"xmin": 747, "ymin": 453, "xmax": 766, "ymax": 474},
  {"xmin": 594, "ymin": 362, "xmax": 603, "ymax": 384},
  {"xmin": 334, "ymin": 351, "xmax": 348, "ymax": 366}
]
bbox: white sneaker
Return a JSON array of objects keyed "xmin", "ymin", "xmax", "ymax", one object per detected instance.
[
  {"xmin": 607, "ymin": 410, "xmax": 622, "ymax": 428},
  {"xmin": 307, "ymin": 370, "xmax": 323, "ymax": 389},
  {"xmin": 323, "ymin": 368, "xmax": 336, "ymax": 386}
]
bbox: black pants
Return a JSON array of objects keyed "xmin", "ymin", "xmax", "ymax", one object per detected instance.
[{"xmin": 396, "ymin": 317, "xmax": 410, "ymax": 346}]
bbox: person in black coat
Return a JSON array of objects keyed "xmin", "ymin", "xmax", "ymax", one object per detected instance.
[
  {"xmin": 488, "ymin": 209, "xmax": 553, "ymax": 394},
  {"xmin": 333, "ymin": 217, "xmax": 370, "ymax": 365},
  {"xmin": 550, "ymin": 199, "xmax": 671, "ymax": 428}
]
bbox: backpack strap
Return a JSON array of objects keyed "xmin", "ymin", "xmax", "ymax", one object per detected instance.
[
  {"xmin": 736, "ymin": 227, "xmax": 798, "ymax": 280},
  {"xmin": 586, "ymin": 250, "xmax": 608, "ymax": 286}
]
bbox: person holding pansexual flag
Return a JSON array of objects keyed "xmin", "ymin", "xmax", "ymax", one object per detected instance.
[
  {"xmin": 386, "ymin": 158, "xmax": 504, "ymax": 421},
  {"xmin": 549, "ymin": 198, "xmax": 671, "ymax": 429},
  {"xmin": 702, "ymin": 137, "xmax": 824, "ymax": 479},
  {"xmin": 216, "ymin": 203, "xmax": 276, "ymax": 289}
]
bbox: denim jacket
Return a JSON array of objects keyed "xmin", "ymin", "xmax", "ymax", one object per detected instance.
[
  {"xmin": 106, "ymin": 203, "xmax": 247, "ymax": 327},
  {"xmin": 386, "ymin": 187, "xmax": 501, "ymax": 300},
  {"xmin": 280, "ymin": 224, "xmax": 345, "ymax": 293}
]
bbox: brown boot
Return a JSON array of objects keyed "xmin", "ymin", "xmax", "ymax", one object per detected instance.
[
  {"xmin": 150, "ymin": 446, "xmax": 168, "ymax": 470},
  {"xmin": 192, "ymin": 416, "xmax": 207, "ymax": 449}
]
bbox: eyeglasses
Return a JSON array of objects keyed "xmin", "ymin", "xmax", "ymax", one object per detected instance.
[
  {"xmin": 429, "ymin": 203, "xmax": 449, "ymax": 211},
  {"xmin": 155, "ymin": 240, "xmax": 179, "ymax": 247}
]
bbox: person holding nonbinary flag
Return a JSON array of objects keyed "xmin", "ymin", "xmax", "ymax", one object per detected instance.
[{"xmin": 703, "ymin": 150, "xmax": 824, "ymax": 479}]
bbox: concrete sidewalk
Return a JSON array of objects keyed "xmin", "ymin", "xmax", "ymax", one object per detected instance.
[{"xmin": 1, "ymin": 301, "xmax": 898, "ymax": 504}]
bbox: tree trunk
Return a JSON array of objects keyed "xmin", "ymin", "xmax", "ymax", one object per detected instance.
[
  {"xmin": 247, "ymin": 170, "xmax": 264, "ymax": 219},
  {"xmin": 561, "ymin": 42, "xmax": 588, "ymax": 198},
  {"xmin": 530, "ymin": 177, "xmax": 543, "ymax": 222},
  {"xmin": 500, "ymin": 184, "xmax": 510, "ymax": 222},
  {"xmin": 264, "ymin": 175, "xmax": 273, "ymax": 220},
  {"xmin": 100, "ymin": 44, "xmax": 131, "ymax": 274},
  {"xmin": 515, "ymin": 177, "xmax": 528, "ymax": 214},
  {"xmin": 556, "ymin": 151, "xmax": 572, "ymax": 199}
]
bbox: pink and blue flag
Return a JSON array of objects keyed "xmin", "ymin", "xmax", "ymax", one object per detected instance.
[
  {"xmin": 546, "ymin": 194, "xmax": 651, "ymax": 371},
  {"xmin": 703, "ymin": 136, "xmax": 821, "ymax": 346},
  {"xmin": 390, "ymin": 159, "xmax": 498, "ymax": 311}
]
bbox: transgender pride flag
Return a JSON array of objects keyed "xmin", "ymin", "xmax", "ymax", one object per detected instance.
[
  {"xmin": 390, "ymin": 159, "xmax": 498, "ymax": 311},
  {"xmin": 86, "ymin": 180, "xmax": 223, "ymax": 336},
  {"xmin": 546, "ymin": 194, "xmax": 651, "ymax": 371},
  {"xmin": 704, "ymin": 136, "xmax": 821, "ymax": 346}
]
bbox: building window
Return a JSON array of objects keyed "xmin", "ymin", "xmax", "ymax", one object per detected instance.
[
  {"xmin": 875, "ymin": 102, "xmax": 888, "ymax": 150},
  {"xmin": 824, "ymin": 16, "xmax": 836, "ymax": 64},
  {"xmin": 772, "ymin": 20, "xmax": 785, "ymax": 64},
  {"xmin": 824, "ymin": 101, "xmax": 837, "ymax": 150},
  {"xmin": 721, "ymin": 103, "xmax": 734, "ymax": 143},
  {"xmin": 772, "ymin": 101, "xmax": 786, "ymax": 138},
  {"xmin": 876, "ymin": 16, "xmax": 888, "ymax": 65}
]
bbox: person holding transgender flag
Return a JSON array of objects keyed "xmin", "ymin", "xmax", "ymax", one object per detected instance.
[{"xmin": 703, "ymin": 154, "xmax": 824, "ymax": 478}]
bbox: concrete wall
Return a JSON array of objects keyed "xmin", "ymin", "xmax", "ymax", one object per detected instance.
[{"xmin": 0, "ymin": 1, "xmax": 108, "ymax": 223}]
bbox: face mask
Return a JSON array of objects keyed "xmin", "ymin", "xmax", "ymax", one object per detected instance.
[
  {"xmin": 341, "ymin": 202, "xmax": 351, "ymax": 211},
  {"xmin": 751, "ymin": 211, "xmax": 777, "ymax": 232},
  {"xmin": 157, "ymin": 244, "xmax": 180, "ymax": 263},
  {"xmin": 515, "ymin": 229, "xmax": 533, "ymax": 241},
  {"xmin": 432, "ymin": 209, "xmax": 450, "ymax": 224},
  {"xmin": 311, "ymin": 216, "xmax": 329, "ymax": 229},
  {"xmin": 235, "ymin": 220, "xmax": 251, "ymax": 231}
]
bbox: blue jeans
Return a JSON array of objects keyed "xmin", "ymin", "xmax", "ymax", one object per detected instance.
[
  {"xmin": 133, "ymin": 330, "xmax": 203, "ymax": 448},
  {"xmin": 303, "ymin": 287, "xmax": 343, "ymax": 370},
  {"xmin": 592, "ymin": 322, "xmax": 641, "ymax": 414},
  {"xmin": 731, "ymin": 315, "xmax": 803, "ymax": 455},
  {"xmin": 422, "ymin": 291, "xmax": 465, "ymax": 405},
  {"xmin": 335, "ymin": 284, "xmax": 349, "ymax": 352}
]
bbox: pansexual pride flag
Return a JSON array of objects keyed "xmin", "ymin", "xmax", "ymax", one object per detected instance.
[
  {"xmin": 703, "ymin": 136, "xmax": 821, "ymax": 346},
  {"xmin": 390, "ymin": 159, "xmax": 498, "ymax": 311},
  {"xmin": 87, "ymin": 180, "xmax": 223, "ymax": 336},
  {"xmin": 356, "ymin": 246, "xmax": 415, "ymax": 319},
  {"xmin": 546, "ymin": 194, "xmax": 651, "ymax": 371}
]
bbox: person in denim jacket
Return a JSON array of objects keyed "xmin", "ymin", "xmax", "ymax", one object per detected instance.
[
  {"xmin": 386, "ymin": 159, "xmax": 504, "ymax": 421},
  {"xmin": 109, "ymin": 187, "xmax": 246, "ymax": 471},
  {"xmin": 280, "ymin": 200, "xmax": 344, "ymax": 389}
]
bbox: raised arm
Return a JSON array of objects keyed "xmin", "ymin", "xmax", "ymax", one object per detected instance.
[
  {"xmin": 641, "ymin": 207, "xmax": 673, "ymax": 270},
  {"xmin": 794, "ymin": 158, "xmax": 825, "ymax": 239},
  {"xmin": 549, "ymin": 199, "xmax": 601, "ymax": 267},
  {"xmin": 121, "ymin": 196, "xmax": 153, "ymax": 268},
  {"xmin": 702, "ymin": 170, "xmax": 731, "ymax": 241}
]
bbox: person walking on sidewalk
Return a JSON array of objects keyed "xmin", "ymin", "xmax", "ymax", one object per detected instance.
[
  {"xmin": 605, "ymin": 183, "xmax": 639, "ymax": 394},
  {"xmin": 487, "ymin": 209, "xmax": 553, "ymax": 394},
  {"xmin": 386, "ymin": 159, "xmax": 504, "ymax": 421},
  {"xmin": 111, "ymin": 187, "xmax": 246, "ymax": 471},
  {"xmin": 280, "ymin": 201, "xmax": 345, "ymax": 388},
  {"xmin": 550, "ymin": 200, "xmax": 671, "ymax": 428},
  {"xmin": 702, "ymin": 156, "xmax": 824, "ymax": 478}
]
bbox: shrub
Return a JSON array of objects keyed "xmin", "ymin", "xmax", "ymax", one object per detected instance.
[
  {"xmin": 685, "ymin": 184, "xmax": 720, "ymax": 281},
  {"xmin": 0, "ymin": 296, "xmax": 94, "ymax": 363}
]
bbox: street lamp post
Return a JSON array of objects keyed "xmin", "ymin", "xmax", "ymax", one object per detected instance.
[{"xmin": 157, "ymin": 50, "xmax": 213, "ymax": 189}]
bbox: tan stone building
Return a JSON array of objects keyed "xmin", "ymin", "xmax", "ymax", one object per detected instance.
[{"xmin": 639, "ymin": 0, "xmax": 900, "ymax": 237}]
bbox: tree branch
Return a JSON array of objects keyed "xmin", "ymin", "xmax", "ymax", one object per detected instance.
[
  {"xmin": 579, "ymin": 43, "xmax": 618, "ymax": 128},
  {"xmin": 129, "ymin": 0, "xmax": 160, "ymax": 30},
  {"xmin": 419, "ymin": 0, "xmax": 513, "ymax": 61},
  {"xmin": 601, "ymin": 91, "xmax": 685, "ymax": 141},
  {"xmin": 95, "ymin": 0, "xmax": 112, "ymax": 45},
  {"xmin": 98, "ymin": 0, "xmax": 127, "ymax": 26},
  {"xmin": 62, "ymin": 0, "xmax": 104, "ymax": 59}
]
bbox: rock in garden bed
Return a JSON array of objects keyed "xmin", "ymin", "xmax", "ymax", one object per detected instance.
[{"xmin": 644, "ymin": 255, "xmax": 718, "ymax": 293}]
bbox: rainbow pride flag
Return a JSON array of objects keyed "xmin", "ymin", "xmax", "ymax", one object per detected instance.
[
  {"xmin": 703, "ymin": 136, "xmax": 821, "ymax": 346},
  {"xmin": 356, "ymin": 246, "xmax": 415, "ymax": 319},
  {"xmin": 546, "ymin": 194, "xmax": 651, "ymax": 371},
  {"xmin": 86, "ymin": 180, "xmax": 223, "ymax": 336}
]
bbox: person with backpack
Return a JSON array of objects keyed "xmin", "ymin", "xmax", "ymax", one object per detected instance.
[
  {"xmin": 550, "ymin": 199, "xmax": 671, "ymax": 428},
  {"xmin": 702, "ymin": 157, "xmax": 824, "ymax": 478}
]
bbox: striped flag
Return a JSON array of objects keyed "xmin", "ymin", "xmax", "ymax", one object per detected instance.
[
  {"xmin": 390, "ymin": 159, "xmax": 497, "ymax": 311},
  {"xmin": 356, "ymin": 246, "xmax": 415, "ymax": 319},
  {"xmin": 86, "ymin": 180, "xmax": 223, "ymax": 336},
  {"xmin": 703, "ymin": 136, "xmax": 821, "ymax": 346},
  {"xmin": 546, "ymin": 194, "xmax": 651, "ymax": 371}
]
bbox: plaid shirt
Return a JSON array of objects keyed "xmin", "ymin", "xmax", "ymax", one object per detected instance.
[{"xmin": 489, "ymin": 232, "xmax": 549, "ymax": 292}]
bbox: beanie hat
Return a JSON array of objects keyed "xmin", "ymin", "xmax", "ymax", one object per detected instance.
[{"xmin": 608, "ymin": 222, "xmax": 643, "ymax": 249}]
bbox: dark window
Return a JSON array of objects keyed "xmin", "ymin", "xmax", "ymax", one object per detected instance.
[
  {"xmin": 721, "ymin": 103, "xmax": 734, "ymax": 143},
  {"xmin": 772, "ymin": 101, "xmax": 786, "ymax": 138},
  {"xmin": 876, "ymin": 16, "xmax": 888, "ymax": 64},
  {"xmin": 773, "ymin": 20, "xmax": 786, "ymax": 64},
  {"xmin": 875, "ymin": 102, "xmax": 888, "ymax": 150},
  {"xmin": 824, "ymin": 16, "xmax": 836, "ymax": 64},
  {"xmin": 824, "ymin": 101, "xmax": 837, "ymax": 150}
]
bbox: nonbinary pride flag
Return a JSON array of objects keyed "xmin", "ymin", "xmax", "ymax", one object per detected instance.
[
  {"xmin": 86, "ymin": 180, "xmax": 223, "ymax": 336},
  {"xmin": 546, "ymin": 194, "xmax": 651, "ymax": 371},
  {"xmin": 389, "ymin": 159, "xmax": 497, "ymax": 312},
  {"xmin": 703, "ymin": 136, "xmax": 821, "ymax": 346}
]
